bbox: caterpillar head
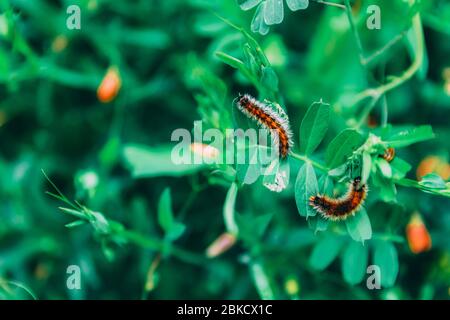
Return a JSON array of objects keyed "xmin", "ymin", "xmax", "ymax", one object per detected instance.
[{"xmin": 353, "ymin": 176, "xmax": 363, "ymax": 190}]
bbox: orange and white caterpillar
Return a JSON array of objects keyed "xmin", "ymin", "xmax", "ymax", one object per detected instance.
[
  {"xmin": 309, "ymin": 177, "xmax": 368, "ymax": 221},
  {"xmin": 235, "ymin": 94, "xmax": 293, "ymax": 158},
  {"xmin": 379, "ymin": 147, "xmax": 395, "ymax": 162}
]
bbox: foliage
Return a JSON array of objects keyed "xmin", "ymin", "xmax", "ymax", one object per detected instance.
[{"xmin": 0, "ymin": 0, "xmax": 449, "ymax": 300}]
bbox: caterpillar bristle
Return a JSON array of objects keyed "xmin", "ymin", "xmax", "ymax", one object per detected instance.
[
  {"xmin": 235, "ymin": 94, "xmax": 293, "ymax": 159},
  {"xmin": 308, "ymin": 177, "xmax": 368, "ymax": 221}
]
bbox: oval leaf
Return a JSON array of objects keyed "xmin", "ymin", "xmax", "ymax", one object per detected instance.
[
  {"xmin": 224, "ymin": 182, "xmax": 239, "ymax": 235},
  {"xmin": 345, "ymin": 208, "xmax": 372, "ymax": 243},
  {"xmin": 158, "ymin": 188, "xmax": 186, "ymax": 241},
  {"xmin": 341, "ymin": 241, "xmax": 369, "ymax": 285},
  {"xmin": 295, "ymin": 162, "xmax": 319, "ymax": 217},
  {"xmin": 326, "ymin": 129, "xmax": 364, "ymax": 169},
  {"xmin": 309, "ymin": 236, "xmax": 344, "ymax": 270},
  {"xmin": 373, "ymin": 241, "xmax": 399, "ymax": 288},
  {"xmin": 300, "ymin": 101, "xmax": 330, "ymax": 155},
  {"xmin": 385, "ymin": 125, "xmax": 435, "ymax": 148}
]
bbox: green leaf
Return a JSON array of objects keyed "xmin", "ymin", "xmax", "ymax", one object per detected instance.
[
  {"xmin": 373, "ymin": 241, "xmax": 399, "ymax": 288},
  {"xmin": 300, "ymin": 101, "xmax": 330, "ymax": 155},
  {"xmin": 236, "ymin": 145, "xmax": 262, "ymax": 185},
  {"xmin": 239, "ymin": 0, "xmax": 263, "ymax": 11},
  {"xmin": 264, "ymin": 0, "xmax": 284, "ymax": 25},
  {"xmin": 237, "ymin": 212, "xmax": 273, "ymax": 244},
  {"xmin": 250, "ymin": 262, "xmax": 275, "ymax": 299},
  {"xmin": 286, "ymin": 0, "xmax": 309, "ymax": 11},
  {"xmin": 341, "ymin": 241, "xmax": 368, "ymax": 285},
  {"xmin": 319, "ymin": 174, "xmax": 334, "ymax": 196},
  {"xmin": 224, "ymin": 182, "xmax": 239, "ymax": 235},
  {"xmin": 215, "ymin": 51, "xmax": 246, "ymax": 71},
  {"xmin": 260, "ymin": 66, "xmax": 279, "ymax": 91},
  {"xmin": 158, "ymin": 188, "xmax": 186, "ymax": 241},
  {"xmin": 373, "ymin": 175, "xmax": 397, "ymax": 202},
  {"xmin": 419, "ymin": 173, "xmax": 446, "ymax": 189},
  {"xmin": 308, "ymin": 175, "xmax": 333, "ymax": 232},
  {"xmin": 65, "ymin": 220, "xmax": 87, "ymax": 228},
  {"xmin": 326, "ymin": 129, "xmax": 364, "ymax": 169},
  {"xmin": 59, "ymin": 207, "xmax": 86, "ymax": 219},
  {"xmin": 309, "ymin": 236, "xmax": 344, "ymax": 270},
  {"xmin": 345, "ymin": 208, "xmax": 372, "ymax": 243},
  {"xmin": 295, "ymin": 162, "xmax": 319, "ymax": 217},
  {"xmin": 376, "ymin": 158, "xmax": 392, "ymax": 179},
  {"xmin": 122, "ymin": 144, "xmax": 204, "ymax": 178},
  {"xmin": 390, "ymin": 157, "xmax": 412, "ymax": 179},
  {"xmin": 385, "ymin": 125, "xmax": 435, "ymax": 148}
]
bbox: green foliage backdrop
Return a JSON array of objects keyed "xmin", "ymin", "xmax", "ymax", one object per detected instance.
[{"xmin": 0, "ymin": 0, "xmax": 449, "ymax": 299}]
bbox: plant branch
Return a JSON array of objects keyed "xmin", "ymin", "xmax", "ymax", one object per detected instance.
[
  {"xmin": 290, "ymin": 152, "xmax": 328, "ymax": 172},
  {"xmin": 312, "ymin": 0, "xmax": 346, "ymax": 10},
  {"xmin": 339, "ymin": 0, "xmax": 424, "ymax": 113}
]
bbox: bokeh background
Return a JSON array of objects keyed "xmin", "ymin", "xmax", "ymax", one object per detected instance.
[{"xmin": 0, "ymin": 0, "xmax": 449, "ymax": 299}]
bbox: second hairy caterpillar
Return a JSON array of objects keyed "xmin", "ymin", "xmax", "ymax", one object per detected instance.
[
  {"xmin": 235, "ymin": 94, "xmax": 293, "ymax": 158},
  {"xmin": 379, "ymin": 147, "xmax": 395, "ymax": 162},
  {"xmin": 309, "ymin": 177, "xmax": 368, "ymax": 221}
]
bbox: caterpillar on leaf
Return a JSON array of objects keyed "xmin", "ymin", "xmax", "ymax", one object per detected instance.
[
  {"xmin": 235, "ymin": 94, "xmax": 293, "ymax": 159},
  {"xmin": 309, "ymin": 177, "xmax": 368, "ymax": 221}
]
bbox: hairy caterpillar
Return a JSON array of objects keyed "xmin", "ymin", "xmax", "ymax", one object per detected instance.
[
  {"xmin": 309, "ymin": 177, "xmax": 368, "ymax": 221},
  {"xmin": 379, "ymin": 147, "xmax": 395, "ymax": 162},
  {"xmin": 235, "ymin": 94, "xmax": 293, "ymax": 158}
]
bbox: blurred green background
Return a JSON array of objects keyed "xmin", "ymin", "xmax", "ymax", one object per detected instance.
[{"xmin": 0, "ymin": 0, "xmax": 449, "ymax": 299}]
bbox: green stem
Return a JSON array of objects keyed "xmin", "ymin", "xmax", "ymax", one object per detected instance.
[
  {"xmin": 289, "ymin": 152, "xmax": 328, "ymax": 172},
  {"xmin": 345, "ymin": 2, "xmax": 424, "ymax": 109},
  {"xmin": 394, "ymin": 178, "xmax": 450, "ymax": 198},
  {"xmin": 0, "ymin": 280, "xmax": 38, "ymax": 300},
  {"xmin": 312, "ymin": 0, "xmax": 346, "ymax": 10},
  {"xmin": 380, "ymin": 94, "xmax": 388, "ymax": 127},
  {"xmin": 344, "ymin": 0, "xmax": 366, "ymax": 66}
]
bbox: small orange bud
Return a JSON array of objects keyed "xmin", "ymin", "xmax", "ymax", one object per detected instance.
[
  {"xmin": 416, "ymin": 156, "xmax": 450, "ymax": 180},
  {"xmin": 190, "ymin": 143, "xmax": 220, "ymax": 160},
  {"xmin": 367, "ymin": 114, "xmax": 378, "ymax": 128},
  {"xmin": 51, "ymin": 35, "xmax": 68, "ymax": 53},
  {"xmin": 97, "ymin": 66, "xmax": 122, "ymax": 103},
  {"xmin": 144, "ymin": 254, "xmax": 161, "ymax": 292},
  {"xmin": 206, "ymin": 232, "xmax": 237, "ymax": 258},
  {"xmin": 445, "ymin": 81, "xmax": 450, "ymax": 96},
  {"xmin": 442, "ymin": 67, "xmax": 450, "ymax": 81},
  {"xmin": 34, "ymin": 262, "xmax": 50, "ymax": 280},
  {"xmin": 406, "ymin": 212, "xmax": 432, "ymax": 254}
]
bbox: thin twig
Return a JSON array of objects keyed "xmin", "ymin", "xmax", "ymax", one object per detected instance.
[
  {"xmin": 289, "ymin": 152, "xmax": 328, "ymax": 172},
  {"xmin": 312, "ymin": 0, "xmax": 346, "ymax": 10}
]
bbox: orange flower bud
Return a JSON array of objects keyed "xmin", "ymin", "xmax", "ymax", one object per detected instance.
[
  {"xmin": 406, "ymin": 212, "xmax": 432, "ymax": 254},
  {"xmin": 206, "ymin": 232, "xmax": 237, "ymax": 258},
  {"xmin": 416, "ymin": 156, "xmax": 450, "ymax": 180},
  {"xmin": 97, "ymin": 66, "xmax": 122, "ymax": 103},
  {"xmin": 189, "ymin": 143, "xmax": 220, "ymax": 160},
  {"xmin": 445, "ymin": 81, "xmax": 450, "ymax": 96},
  {"xmin": 144, "ymin": 254, "xmax": 161, "ymax": 292},
  {"xmin": 367, "ymin": 114, "xmax": 378, "ymax": 128},
  {"xmin": 51, "ymin": 35, "xmax": 68, "ymax": 53}
]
